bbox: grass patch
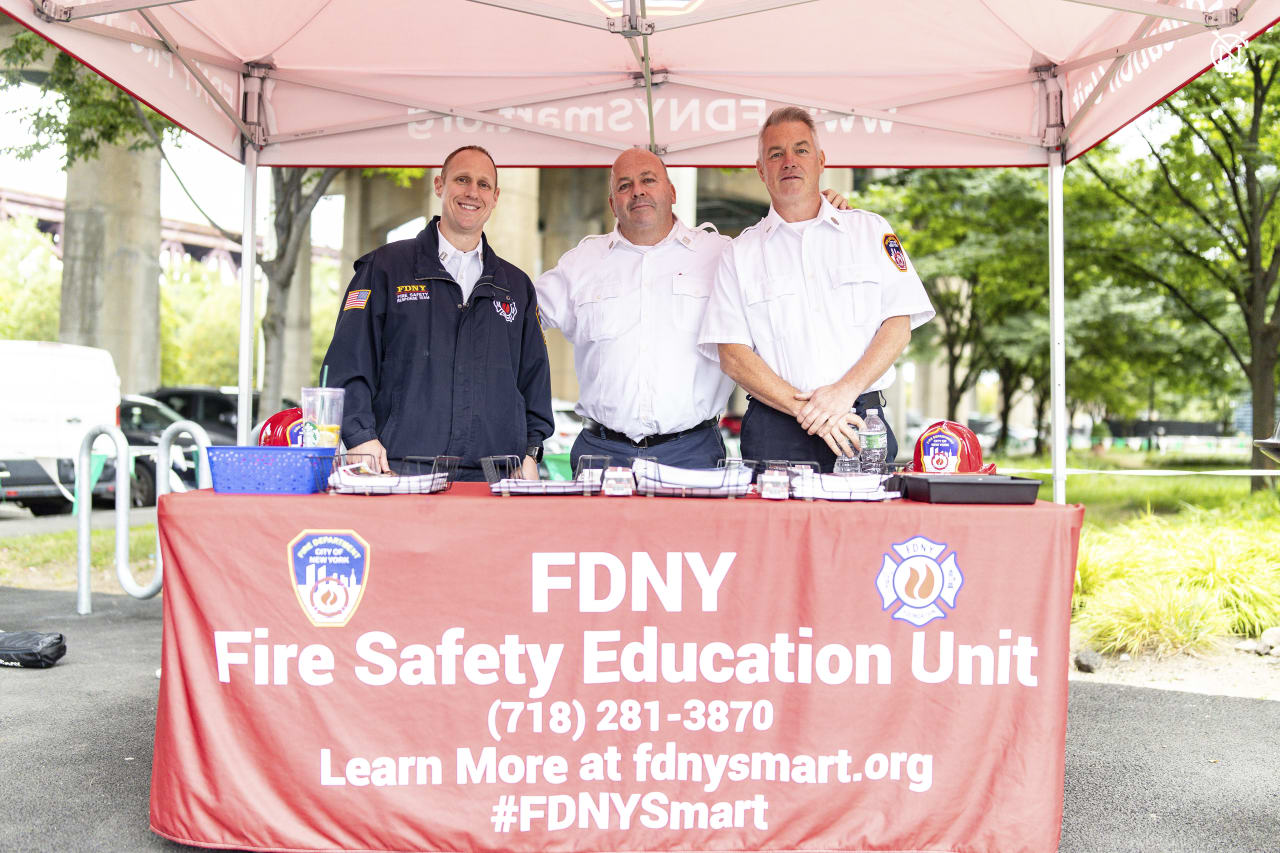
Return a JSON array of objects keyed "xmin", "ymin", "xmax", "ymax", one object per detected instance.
[
  {"xmin": 1071, "ymin": 494, "xmax": 1280, "ymax": 654},
  {"xmin": 1074, "ymin": 579, "xmax": 1232, "ymax": 657},
  {"xmin": 0, "ymin": 525, "xmax": 158, "ymax": 591},
  {"xmin": 996, "ymin": 450, "xmax": 1270, "ymax": 528}
]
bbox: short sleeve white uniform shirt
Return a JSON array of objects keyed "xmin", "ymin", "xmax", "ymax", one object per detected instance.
[
  {"xmin": 536, "ymin": 219, "xmax": 736, "ymax": 442},
  {"xmin": 698, "ymin": 196, "xmax": 935, "ymax": 393}
]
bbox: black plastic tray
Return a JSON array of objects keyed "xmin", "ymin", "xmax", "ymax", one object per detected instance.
[{"xmin": 897, "ymin": 474, "xmax": 1042, "ymax": 505}]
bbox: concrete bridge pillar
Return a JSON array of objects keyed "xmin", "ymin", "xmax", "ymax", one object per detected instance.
[
  {"xmin": 538, "ymin": 168, "xmax": 610, "ymax": 402},
  {"xmin": 59, "ymin": 142, "xmax": 161, "ymax": 394}
]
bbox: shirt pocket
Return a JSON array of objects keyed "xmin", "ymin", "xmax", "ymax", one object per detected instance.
[
  {"xmin": 744, "ymin": 274, "xmax": 801, "ymax": 342},
  {"xmin": 834, "ymin": 263, "xmax": 881, "ymax": 326},
  {"xmin": 671, "ymin": 272, "xmax": 713, "ymax": 332},
  {"xmin": 574, "ymin": 279, "xmax": 640, "ymax": 342}
]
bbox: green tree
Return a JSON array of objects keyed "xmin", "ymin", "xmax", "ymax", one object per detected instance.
[
  {"xmin": 0, "ymin": 216, "xmax": 61, "ymax": 340},
  {"xmin": 259, "ymin": 167, "xmax": 340, "ymax": 413},
  {"xmin": 1079, "ymin": 30, "xmax": 1280, "ymax": 488},
  {"xmin": 159, "ymin": 257, "xmax": 243, "ymax": 386},
  {"xmin": 3, "ymin": 32, "xmax": 339, "ymax": 416},
  {"xmin": 1, "ymin": 32, "xmax": 178, "ymax": 163}
]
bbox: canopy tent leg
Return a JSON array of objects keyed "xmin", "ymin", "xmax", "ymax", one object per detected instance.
[
  {"xmin": 235, "ymin": 148, "xmax": 257, "ymax": 446},
  {"xmin": 236, "ymin": 73, "xmax": 262, "ymax": 446},
  {"xmin": 1048, "ymin": 152, "xmax": 1067, "ymax": 504}
]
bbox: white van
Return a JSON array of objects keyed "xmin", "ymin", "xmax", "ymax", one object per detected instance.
[{"xmin": 0, "ymin": 341, "xmax": 121, "ymax": 514}]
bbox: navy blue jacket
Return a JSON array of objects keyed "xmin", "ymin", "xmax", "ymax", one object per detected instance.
[{"xmin": 323, "ymin": 219, "xmax": 553, "ymax": 476}]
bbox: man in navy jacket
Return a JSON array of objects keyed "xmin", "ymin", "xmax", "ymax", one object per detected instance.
[{"xmin": 323, "ymin": 146, "xmax": 553, "ymax": 481}]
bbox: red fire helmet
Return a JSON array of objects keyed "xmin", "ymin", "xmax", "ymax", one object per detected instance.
[
  {"xmin": 258, "ymin": 407, "xmax": 305, "ymax": 446},
  {"xmin": 906, "ymin": 420, "xmax": 996, "ymax": 474}
]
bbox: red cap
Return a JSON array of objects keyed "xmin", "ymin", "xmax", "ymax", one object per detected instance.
[
  {"xmin": 258, "ymin": 407, "xmax": 305, "ymax": 446},
  {"xmin": 907, "ymin": 420, "xmax": 996, "ymax": 474}
]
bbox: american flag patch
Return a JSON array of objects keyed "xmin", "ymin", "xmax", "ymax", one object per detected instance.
[{"xmin": 343, "ymin": 289, "xmax": 371, "ymax": 311}]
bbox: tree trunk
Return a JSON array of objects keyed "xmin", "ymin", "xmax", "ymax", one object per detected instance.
[
  {"xmin": 259, "ymin": 166, "xmax": 341, "ymax": 416},
  {"xmin": 1032, "ymin": 391, "xmax": 1049, "ymax": 457},
  {"xmin": 261, "ymin": 275, "xmax": 289, "ymax": 419},
  {"xmin": 995, "ymin": 368, "xmax": 1017, "ymax": 455},
  {"xmin": 1248, "ymin": 332, "xmax": 1279, "ymax": 491},
  {"xmin": 946, "ymin": 353, "xmax": 961, "ymax": 422}
]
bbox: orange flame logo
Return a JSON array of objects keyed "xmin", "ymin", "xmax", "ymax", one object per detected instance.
[{"xmin": 906, "ymin": 566, "xmax": 936, "ymax": 600}]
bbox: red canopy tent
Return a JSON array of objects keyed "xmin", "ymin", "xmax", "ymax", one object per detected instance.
[{"xmin": 4, "ymin": 0, "xmax": 1277, "ymax": 496}]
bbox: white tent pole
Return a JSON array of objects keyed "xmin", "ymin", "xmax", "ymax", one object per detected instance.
[
  {"xmin": 236, "ymin": 148, "xmax": 258, "ymax": 446},
  {"xmin": 1048, "ymin": 150, "xmax": 1068, "ymax": 504},
  {"xmin": 236, "ymin": 74, "xmax": 262, "ymax": 446}
]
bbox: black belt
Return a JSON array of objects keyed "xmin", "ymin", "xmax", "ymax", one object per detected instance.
[{"xmin": 582, "ymin": 417, "xmax": 719, "ymax": 449}]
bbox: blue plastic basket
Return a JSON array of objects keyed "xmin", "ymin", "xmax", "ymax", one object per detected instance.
[{"xmin": 206, "ymin": 446, "xmax": 337, "ymax": 495}]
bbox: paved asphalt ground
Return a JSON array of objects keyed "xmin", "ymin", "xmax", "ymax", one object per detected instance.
[{"xmin": 1, "ymin": 586, "xmax": 1277, "ymax": 853}]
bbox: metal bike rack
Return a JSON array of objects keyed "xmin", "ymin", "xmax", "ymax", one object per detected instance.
[
  {"xmin": 153, "ymin": 420, "xmax": 212, "ymax": 580},
  {"xmin": 75, "ymin": 420, "xmax": 212, "ymax": 615},
  {"xmin": 75, "ymin": 424, "xmax": 133, "ymax": 615}
]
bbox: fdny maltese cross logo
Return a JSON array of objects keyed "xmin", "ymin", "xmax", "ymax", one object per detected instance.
[
  {"xmin": 288, "ymin": 530, "xmax": 371, "ymax": 627},
  {"xmin": 494, "ymin": 298, "xmax": 517, "ymax": 323},
  {"xmin": 875, "ymin": 535, "xmax": 964, "ymax": 626}
]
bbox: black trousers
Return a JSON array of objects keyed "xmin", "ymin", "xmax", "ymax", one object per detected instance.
[{"xmin": 739, "ymin": 393, "xmax": 898, "ymax": 474}]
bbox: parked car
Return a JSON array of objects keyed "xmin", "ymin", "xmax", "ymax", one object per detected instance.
[
  {"xmin": 0, "ymin": 457, "xmax": 116, "ymax": 515},
  {"xmin": 117, "ymin": 394, "xmax": 206, "ymax": 506},
  {"xmin": 0, "ymin": 341, "xmax": 120, "ymax": 516},
  {"xmin": 144, "ymin": 386, "xmax": 296, "ymax": 444}
]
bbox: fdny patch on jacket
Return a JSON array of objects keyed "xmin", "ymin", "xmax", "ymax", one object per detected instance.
[
  {"xmin": 343, "ymin": 289, "xmax": 371, "ymax": 311},
  {"xmin": 883, "ymin": 233, "xmax": 909, "ymax": 272},
  {"xmin": 396, "ymin": 284, "xmax": 430, "ymax": 304},
  {"xmin": 494, "ymin": 298, "xmax": 517, "ymax": 323}
]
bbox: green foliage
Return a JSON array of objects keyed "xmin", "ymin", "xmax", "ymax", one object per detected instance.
[
  {"xmin": 1063, "ymin": 470, "xmax": 1280, "ymax": 654},
  {"xmin": 160, "ymin": 258, "xmax": 244, "ymax": 386},
  {"xmin": 0, "ymin": 216, "xmax": 61, "ymax": 340},
  {"xmin": 1076, "ymin": 577, "xmax": 1231, "ymax": 656},
  {"xmin": 0, "ymin": 32, "xmax": 177, "ymax": 165},
  {"xmin": 362, "ymin": 167, "xmax": 428, "ymax": 189},
  {"xmin": 1078, "ymin": 29, "xmax": 1280, "ymax": 479}
]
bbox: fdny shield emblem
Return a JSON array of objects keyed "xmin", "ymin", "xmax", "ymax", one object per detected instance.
[
  {"xmin": 494, "ymin": 298, "xmax": 517, "ymax": 323},
  {"xmin": 919, "ymin": 423, "xmax": 962, "ymax": 473},
  {"xmin": 288, "ymin": 530, "xmax": 371, "ymax": 627},
  {"xmin": 875, "ymin": 536, "xmax": 964, "ymax": 627},
  {"xmin": 883, "ymin": 233, "xmax": 909, "ymax": 272}
]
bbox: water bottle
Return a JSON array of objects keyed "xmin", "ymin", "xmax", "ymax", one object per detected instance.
[
  {"xmin": 832, "ymin": 405, "xmax": 862, "ymax": 474},
  {"xmin": 833, "ymin": 450, "xmax": 860, "ymax": 475},
  {"xmin": 859, "ymin": 408, "xmax": 888, "ymax": 476}
]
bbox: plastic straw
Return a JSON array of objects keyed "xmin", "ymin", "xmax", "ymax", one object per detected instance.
[{"xmin": 320, "ymin": 364, "xmax": 328, "ymax": 387}]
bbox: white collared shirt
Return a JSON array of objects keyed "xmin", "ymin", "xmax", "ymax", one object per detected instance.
[
  {"xmin": 535, "ymin": 219, "xmax": 736, "ymax": 442},
  {"xmin": 437, "ymin": 230, "xmax": 483, "ymax": 302},
  {"xmin": 698, "ymin": 196, "xmax": 934, "ymax": 393}
]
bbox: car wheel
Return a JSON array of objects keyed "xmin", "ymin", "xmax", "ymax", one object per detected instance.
[
  {"xmin": 24, "ymin": 499, "xmax": 73, "ymax": 516},
  {"xmin": 132, "ymin": 463, "xmax": 157, "ymax": 507}
]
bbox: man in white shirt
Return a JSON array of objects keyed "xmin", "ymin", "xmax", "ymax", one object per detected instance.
[
  {"xmin": 698, "ymin": 107, "xmax": 935, "ymax": 472},
  {"xmin": 536, "ymin": 148, "xmax": 735, "ymax": 469}
]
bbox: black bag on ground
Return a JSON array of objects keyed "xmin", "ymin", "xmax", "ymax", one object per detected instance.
[{"xmin": 0, "ymin": 631, "xmax": 67, "ymax": 668}]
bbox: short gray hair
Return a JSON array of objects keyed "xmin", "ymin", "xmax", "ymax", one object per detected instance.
[{"xmin": 757, "ymin": 106, "xmax": 821, "ymax": 158}]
